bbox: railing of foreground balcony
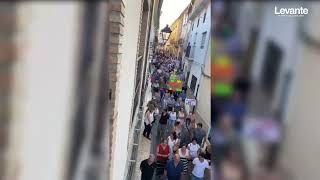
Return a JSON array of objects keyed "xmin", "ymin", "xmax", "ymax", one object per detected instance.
[
  {"xmin": 132, "ymin": 55, "xmax": 144, "ymax": 123},
  {"xmin": 126, "ymin": 110, "xmax": 143, "ymax": 180}
]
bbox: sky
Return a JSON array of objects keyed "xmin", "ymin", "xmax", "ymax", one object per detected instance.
[{"xmin": 160, "ymin": 0, "xmax": 191, "ymax": 30}]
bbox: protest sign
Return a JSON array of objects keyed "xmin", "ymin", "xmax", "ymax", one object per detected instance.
[{"xmin": 185, "ymin": 98, "xmax": 196, "ymax": 106}]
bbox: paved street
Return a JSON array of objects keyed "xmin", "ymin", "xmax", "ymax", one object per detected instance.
[
  {"xmin": 135, "ymin": 82, "xmax": 153, "ymax": 180},
  {"xmin": 134, "ymin": 51, "xmax": 212, "ymax": 180}
]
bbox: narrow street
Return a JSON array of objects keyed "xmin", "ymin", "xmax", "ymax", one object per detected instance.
[
  {"xmin": 135, "ymin": 83, "xmax": 153, "ymax": 180},
  {"xmin": 135, "ymin": 49, "xmax": 211, "ymax": 180},
  {"xmin": 2, "ymin": 1, "xmax": 320, "ymax": 180},
  {"xmin": 135, "ymin": 1, "xmax": 212, "ymax": 180}
]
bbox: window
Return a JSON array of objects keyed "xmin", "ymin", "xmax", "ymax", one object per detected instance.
[
  {"xmin": 203, "ymin": 12, "xmax": 206, "ymax": 23},
  {"xmin": 200, "ymin": 32, "xmax": 207, "ymax": 49},
  {"xmin": 195, "ymin": 84, "xmax": 200, "ymax": 98},
  {"xmin": 186, "ymin": 42, "xmax": 191, "ymax": 57},
  {"xmin": 197, "ymin": 18, "xmax": 200, "ymax": 27},
  {"xmin": 190, "ymin": 75, "xmax": 197, "ymax": 93},
  {"xmin": 186, "ymin": 72, "xmax": 190, "ymax": 84}
]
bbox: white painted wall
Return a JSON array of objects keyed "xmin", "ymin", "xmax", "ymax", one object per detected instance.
[
  {"xmin": 188, "ymin": 5, "xmax": 211, "ymax": 65},
  {"xmin": 196, "ymin": 39, "xmax": 211, "ymax": 127},
  {"xmin": 251, "ymin": 2, "xmax": 300, "ymax": 113},
  {"xmin": 187, "ymin": 4, "xmax": 211, "ymax": 97},
  {"xmin": 110, "ymin": 0, "xmax": 142, "ymax": 179},
  {"xmin": 8, "ymin": 3, "xmax": 81, "ymax": 180}
]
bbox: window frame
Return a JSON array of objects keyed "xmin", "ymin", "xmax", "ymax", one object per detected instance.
[{"xmin": 200, "ymin": 31, "xmax": 207, "ymax": 49}]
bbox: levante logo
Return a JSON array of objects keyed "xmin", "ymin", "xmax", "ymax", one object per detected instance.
[{"xmin": 274, "ymin": 6, "xmax": 309, "ymax": 17}]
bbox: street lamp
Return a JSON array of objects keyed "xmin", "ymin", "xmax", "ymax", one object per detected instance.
[{"xmin": 160, "ymin": 24, "xmax": 172, "ymax": 46}]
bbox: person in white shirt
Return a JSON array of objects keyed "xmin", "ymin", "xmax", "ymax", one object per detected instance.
[
  {"xmin": 192, "ymin": 153, "xmax": 210, "ymax": 180},
  {"xmin": 188, "ymin": 138, "xmax": 200, "ymax": 159},
  {"xmin": 143, "ymin": 108, "xmax": 153, "ymax": 139},
  {"xmin": 153, "ymin": 106, "xmax": 159, "ymax": 120},
  {"xmin": 167, "ymin": 132, "xmax": 180, "ymax": 160}
]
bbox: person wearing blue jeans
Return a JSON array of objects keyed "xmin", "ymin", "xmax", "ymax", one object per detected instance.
[{"xmin": 168, "ymin": 109, "xmax": 177, "ymax": 130}]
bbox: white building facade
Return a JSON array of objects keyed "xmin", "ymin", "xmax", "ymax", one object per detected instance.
[
  {"xmin": 186, "ymin": 0, "xmax": 210, "ymax": 96},
  {"xmin": 184, "ymin": 0, "xmax": 211, "ymax": 129}
]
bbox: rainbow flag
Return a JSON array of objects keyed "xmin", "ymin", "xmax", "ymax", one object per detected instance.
[{"xmin": 168, "ymin": 79, "xmax": 182, "ymax": 92}]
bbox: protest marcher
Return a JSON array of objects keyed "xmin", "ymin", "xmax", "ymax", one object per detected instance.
[
  {"xmin": 140, "ymin": 154, "xmax": 156, "ymax": 180},
  {"xmin": 159, "ymin": 109, "xmax": 170, "ymax": 140},
  {"xmin": 143, "ymin": 107, "xmax": 153, "ymax": 140},
  {"xmin": 194, "ymin": 123, "xmax": 207, "ymax": 147},
  {"xmin": 164, "ymin": 154, "xmax": 184, "ymax": 180},
  {"xmin": 192, "ymin": 153, "xmax": 211, "ymax": 180},
  {"xmin": 188, "ymin": 138, "xmax": 201, "ymax": 160}
]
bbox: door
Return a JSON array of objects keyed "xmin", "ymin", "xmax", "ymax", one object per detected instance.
[
  {"xmin": 190, "ymin": 75, "xmax": 197, "ymax": 93},
  {"xmin": 261, "ymin": 40, "xmax": 283, "ymax": 96}
]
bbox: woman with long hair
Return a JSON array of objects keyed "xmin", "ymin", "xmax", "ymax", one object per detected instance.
[{"xmin": 143, "ymin": 107, "xmax": 153, "ymax": 139}]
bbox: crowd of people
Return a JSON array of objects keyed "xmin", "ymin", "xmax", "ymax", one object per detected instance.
[{"xmin": 139, "ymin": 51, "xmax": 212, "ymax": 180}]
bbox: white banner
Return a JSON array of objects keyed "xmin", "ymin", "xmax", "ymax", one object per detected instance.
[{"xmin": 185, "ymin": 98, "xmax": 196, "ymax": 106}]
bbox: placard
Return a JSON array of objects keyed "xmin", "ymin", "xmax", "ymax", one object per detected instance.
[{"xmin": 185, "ymin": 98, "xmax": 196, "ymax": 106}]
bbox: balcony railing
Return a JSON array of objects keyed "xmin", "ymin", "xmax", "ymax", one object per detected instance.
[
  {"xmin": 126, "ymin": 110, "xmax": 143, "ymax": 180},
  {"xmin": 132, "ymin": 56, "xmax": 143, "ymax": 123}
]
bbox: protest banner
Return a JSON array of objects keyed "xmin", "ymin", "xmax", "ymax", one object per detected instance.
[{"xmin": 185, "ymin": 98, "xmax": 197, "ymax": 106}]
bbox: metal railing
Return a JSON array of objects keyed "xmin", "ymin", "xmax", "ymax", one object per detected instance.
[
  {"xmin": 131, "ymin": 56, "xmax": 144, "ymax": 123},
  {"xmin": 126, "ymin": 110, "xmax": 143, "ymax": 180}
]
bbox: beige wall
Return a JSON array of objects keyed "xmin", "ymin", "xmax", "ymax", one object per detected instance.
[
  {"xmin": 280, "ymin": 5, "xmax": 320, "ymax": 180},
  {"xmin": 280, "ymin": 46, "xmax": 320, "ymax": 180}
]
